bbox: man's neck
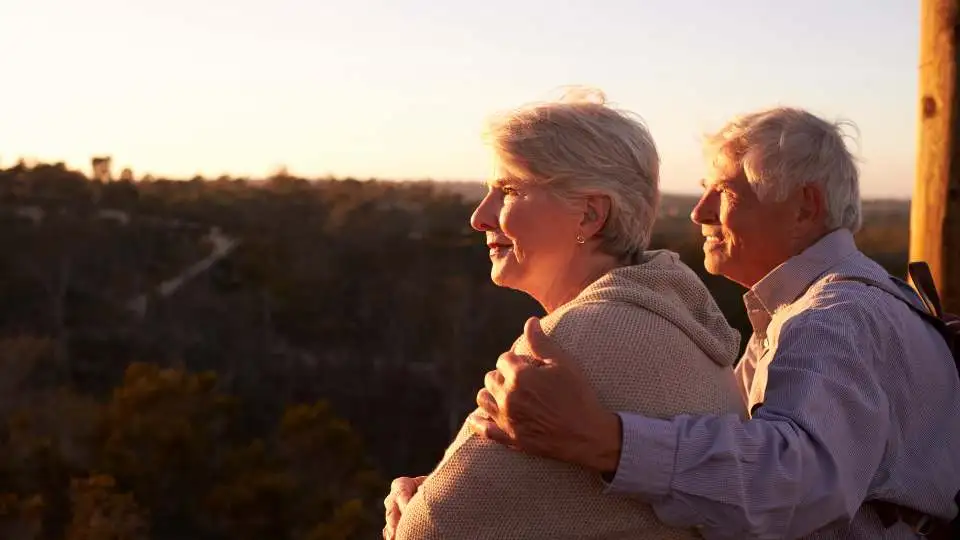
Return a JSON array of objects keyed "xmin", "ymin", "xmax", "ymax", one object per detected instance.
[{"xmin": 741, "ymin": 227, "xmax": 839, "ymax": 289}]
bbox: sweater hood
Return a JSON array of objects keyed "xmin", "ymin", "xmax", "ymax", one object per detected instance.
[{"xmin": 573, "ymin": 250, "xmax": 740, "ymax": 367}]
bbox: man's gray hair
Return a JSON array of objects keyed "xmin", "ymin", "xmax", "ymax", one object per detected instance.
[
  {"xmin": 705, "ymin": 107, "xmax": 862, "ymax": 232},
  {"xmin": 485, "ymin": 88, "xmax": 660, "ymax": 262}
]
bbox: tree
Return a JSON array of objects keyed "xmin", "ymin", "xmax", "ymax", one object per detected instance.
[
  {"xmin": 65, "ymin": 475, "xmax": 147, "ymax": 540},
  {"xmin": 98, "ymin": 363, "xmax": 236, "ymax": 537},
  {"xmin": 0, "ymin": 492, "xmax": 43, "ymax": 540}
]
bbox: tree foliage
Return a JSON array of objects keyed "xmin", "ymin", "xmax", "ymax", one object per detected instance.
[{"xmin": 0, "ymin": 162, "xmax": 910, "ymax": 538}]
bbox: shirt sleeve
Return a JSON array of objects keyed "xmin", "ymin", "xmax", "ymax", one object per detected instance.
[{"xmin": 605, "ymin": 299, "xmax": 891, "ymax": 540}]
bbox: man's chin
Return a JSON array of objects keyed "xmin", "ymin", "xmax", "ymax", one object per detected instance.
[
  {"xmin": 702, "ymin": 256, "xmax": 725, "ymax": 276},
  {"xmin": 703, "ymin": 258, "xmax": 749, "ymax": 287}
]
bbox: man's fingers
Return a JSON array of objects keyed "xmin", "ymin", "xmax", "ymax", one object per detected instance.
[
  {"xmin": 466, "ymin": 410, "xmax": 488, "ymax": 434},
  {"xmin": 523, "ymin": 317, "xmax": 583, "ymax": 373},
  {"xmin": 494, "ymin": 351, "xmax": 526, "ymax": 380},
  {"xmin": 484, "ymin": 368, "xmax": 504, "ymax": 393},
  {"xmin": 467, "ymin": 410, "xmax": 514, "ymax": 446},
  {"xmin": 476, "ymin": 388, "xmax": 499, "ymax": 417},
  {"xmin": 522, "ymin": 317, "xmax": 565, "ymax": 363},
  {"xmin": 491, "ymin": 353, "xmax": 526, "ymax": 402}
]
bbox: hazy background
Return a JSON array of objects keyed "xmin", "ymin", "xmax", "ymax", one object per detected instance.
[{"xmin": 3, "ymin": 0, "xmax": 918, "ymax": 197}]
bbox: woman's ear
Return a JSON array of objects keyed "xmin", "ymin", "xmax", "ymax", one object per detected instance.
[{"xmin": 581, "ymin": 195, "xmax": 611, "ymax": 239}]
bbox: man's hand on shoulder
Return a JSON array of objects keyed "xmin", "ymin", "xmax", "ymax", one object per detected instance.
[{"xmin": 469, "ymin": 317, "xmax": 622, "ymax": 473}]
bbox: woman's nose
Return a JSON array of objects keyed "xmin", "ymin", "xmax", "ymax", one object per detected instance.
[
  {"xmin": 470, "ymin": 191, "xmax": 499, "ymax": 232},
  {"xmin": 690, "ymin": 190, "xmax": 719, "ymax": 225}
]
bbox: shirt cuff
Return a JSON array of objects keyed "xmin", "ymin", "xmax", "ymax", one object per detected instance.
[{"xmin": 602, "ymin": 412, "xmax": 678, "ymax": 498}]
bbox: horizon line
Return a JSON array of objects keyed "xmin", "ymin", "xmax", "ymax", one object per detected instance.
[{"xmin": 1, "ymin": 157, "xmax": 914, "ymax": 202}]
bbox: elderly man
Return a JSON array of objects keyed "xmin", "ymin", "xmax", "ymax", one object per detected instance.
[{"xmin": 386, "ymin": 107, "xmax": 960, "ymax": 539}]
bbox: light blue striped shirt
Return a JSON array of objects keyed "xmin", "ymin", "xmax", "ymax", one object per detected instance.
[{"xmin": 607, "ymin": 229, "xmax": 960, "ymax": 539}]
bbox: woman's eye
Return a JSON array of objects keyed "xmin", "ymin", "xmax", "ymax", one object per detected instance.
[{"xmin": 501, "ymin": 186, "xmax": 519, "ymax": 196}]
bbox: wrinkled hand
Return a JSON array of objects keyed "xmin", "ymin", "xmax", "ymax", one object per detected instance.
[
  {"xmin": 383, "ymin": 475, "xmax": 426, "ymax": 540},
  {"xmin": 468, "ymin": 317, "xmax": 622, "ymax": 473}
]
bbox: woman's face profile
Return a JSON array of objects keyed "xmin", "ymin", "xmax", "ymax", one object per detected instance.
[{"xmin": 469, "ymin": 167, "xmax": 582, "ymax": 297}]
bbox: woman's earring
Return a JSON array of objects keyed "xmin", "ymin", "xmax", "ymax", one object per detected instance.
[{"xmin": 576, "ymin": 233, "xmax": 585, "ymax": 244}]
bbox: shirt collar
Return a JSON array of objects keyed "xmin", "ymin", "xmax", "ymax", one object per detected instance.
[{"xmin": 745, "ymin": 228, "xmax": 860, "ymax": 319}]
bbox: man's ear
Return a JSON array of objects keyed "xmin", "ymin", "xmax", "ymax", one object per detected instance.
[
  {"xmin": 797, "ymin": 184, "xmax": 826, "ymax": 226},
  {"xmin": 581, "ymin": 195, "xmax": 611, "ymax": 239}
]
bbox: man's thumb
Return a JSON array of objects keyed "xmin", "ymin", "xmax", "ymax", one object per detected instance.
[{"xmin": 523, "ymin": 317, "xmax": 567, "ymax": 364}]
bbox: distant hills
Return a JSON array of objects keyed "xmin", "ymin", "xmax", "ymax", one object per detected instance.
[{"xmin": 429, "ymin": 180, "xmax": 911, "ymax": 218}]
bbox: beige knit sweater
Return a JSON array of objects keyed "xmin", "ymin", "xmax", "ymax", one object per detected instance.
[{"xmin": 395, "ymin": 250, "xmax": 746, "ymax": 539}]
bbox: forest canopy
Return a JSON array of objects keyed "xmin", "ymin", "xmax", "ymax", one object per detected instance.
[{"xmin": 0, "ymin": 160, "xmax": 910, "ymax": 539}]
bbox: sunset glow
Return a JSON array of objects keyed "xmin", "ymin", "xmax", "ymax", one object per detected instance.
[{"xmin": 1, "ymin": 0, "xmax": 919, "ymax": 197}]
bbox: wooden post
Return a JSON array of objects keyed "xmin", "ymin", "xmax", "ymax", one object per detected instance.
[{"xmin": 912, "ymin": 0, "xmax": 960, "ymax": 313}]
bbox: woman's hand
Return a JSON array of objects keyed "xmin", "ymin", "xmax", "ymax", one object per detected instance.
[{"xmin": 383, "ymin": 475, "xmax": 426, "ymax": 540}]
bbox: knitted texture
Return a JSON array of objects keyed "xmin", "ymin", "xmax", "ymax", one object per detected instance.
[{"xmin": 396, "ymin": 251, "xmax": 746, "ymax": 539}]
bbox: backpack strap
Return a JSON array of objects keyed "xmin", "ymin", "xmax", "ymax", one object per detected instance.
[
  {"xmin": 828, "ymin": 272, "xmax": 957, "ymax": 362},
  {"xmin": 909, "ymin": 261, "xmax": 945, "ymax": 319}
]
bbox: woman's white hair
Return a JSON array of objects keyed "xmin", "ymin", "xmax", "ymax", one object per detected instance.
[
  {"xmin": 484, "ymin": 87, "xmax": 660, "ymax": 262},
  {"xmin": 705, "ymin": 107, "xmax": 862, "ymax": 232}
]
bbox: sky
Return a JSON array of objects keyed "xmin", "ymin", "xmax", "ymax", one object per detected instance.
[{"xmin": 1, "ymin": 0, "xmax": 920, "ymax": 197}]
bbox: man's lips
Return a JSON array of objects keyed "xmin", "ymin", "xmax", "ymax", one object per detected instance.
[
  {"xmin": 487, "ymin": 242, "xmax": 513, "ymax": 257},
  {"xmin": 487, "ymin": 236, "xmax": 512, "ymax": 248}
]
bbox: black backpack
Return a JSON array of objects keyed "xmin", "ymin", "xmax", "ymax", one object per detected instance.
[{"xmin": 836, "ymin": 261, "xmax": 959, "ymax": 538}]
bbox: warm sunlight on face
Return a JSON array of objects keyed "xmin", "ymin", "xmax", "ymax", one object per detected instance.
[
  {"xmin": 690, "ymin": 156, "xmax": 800, "ymax": 288},
  {"xmin": 469, "ymin": 170, "xmax": 581, "ymax": 297}
]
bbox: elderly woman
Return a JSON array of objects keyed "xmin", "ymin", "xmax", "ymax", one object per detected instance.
[{"xmin": 387, "ymin": 89, "xmax": 746, "ymax": 539}]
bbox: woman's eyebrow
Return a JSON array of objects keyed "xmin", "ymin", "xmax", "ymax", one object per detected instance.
[{"xmin": 487, "ymin": 177, "xmax": 514, "ymax": 188}]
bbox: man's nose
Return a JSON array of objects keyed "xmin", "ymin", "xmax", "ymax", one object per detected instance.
[{"xmin": 690, "ymin": 191, "xmax": 719, "ymax": 225}]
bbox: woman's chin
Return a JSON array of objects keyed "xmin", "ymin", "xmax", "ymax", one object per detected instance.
[
  {"xmin": 490, "ymin": 266, "xmax": 521, "ymax": 289},
  {"xmin": 490, "ymin": 271, "xmax": 511, "ymax": 288}
]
